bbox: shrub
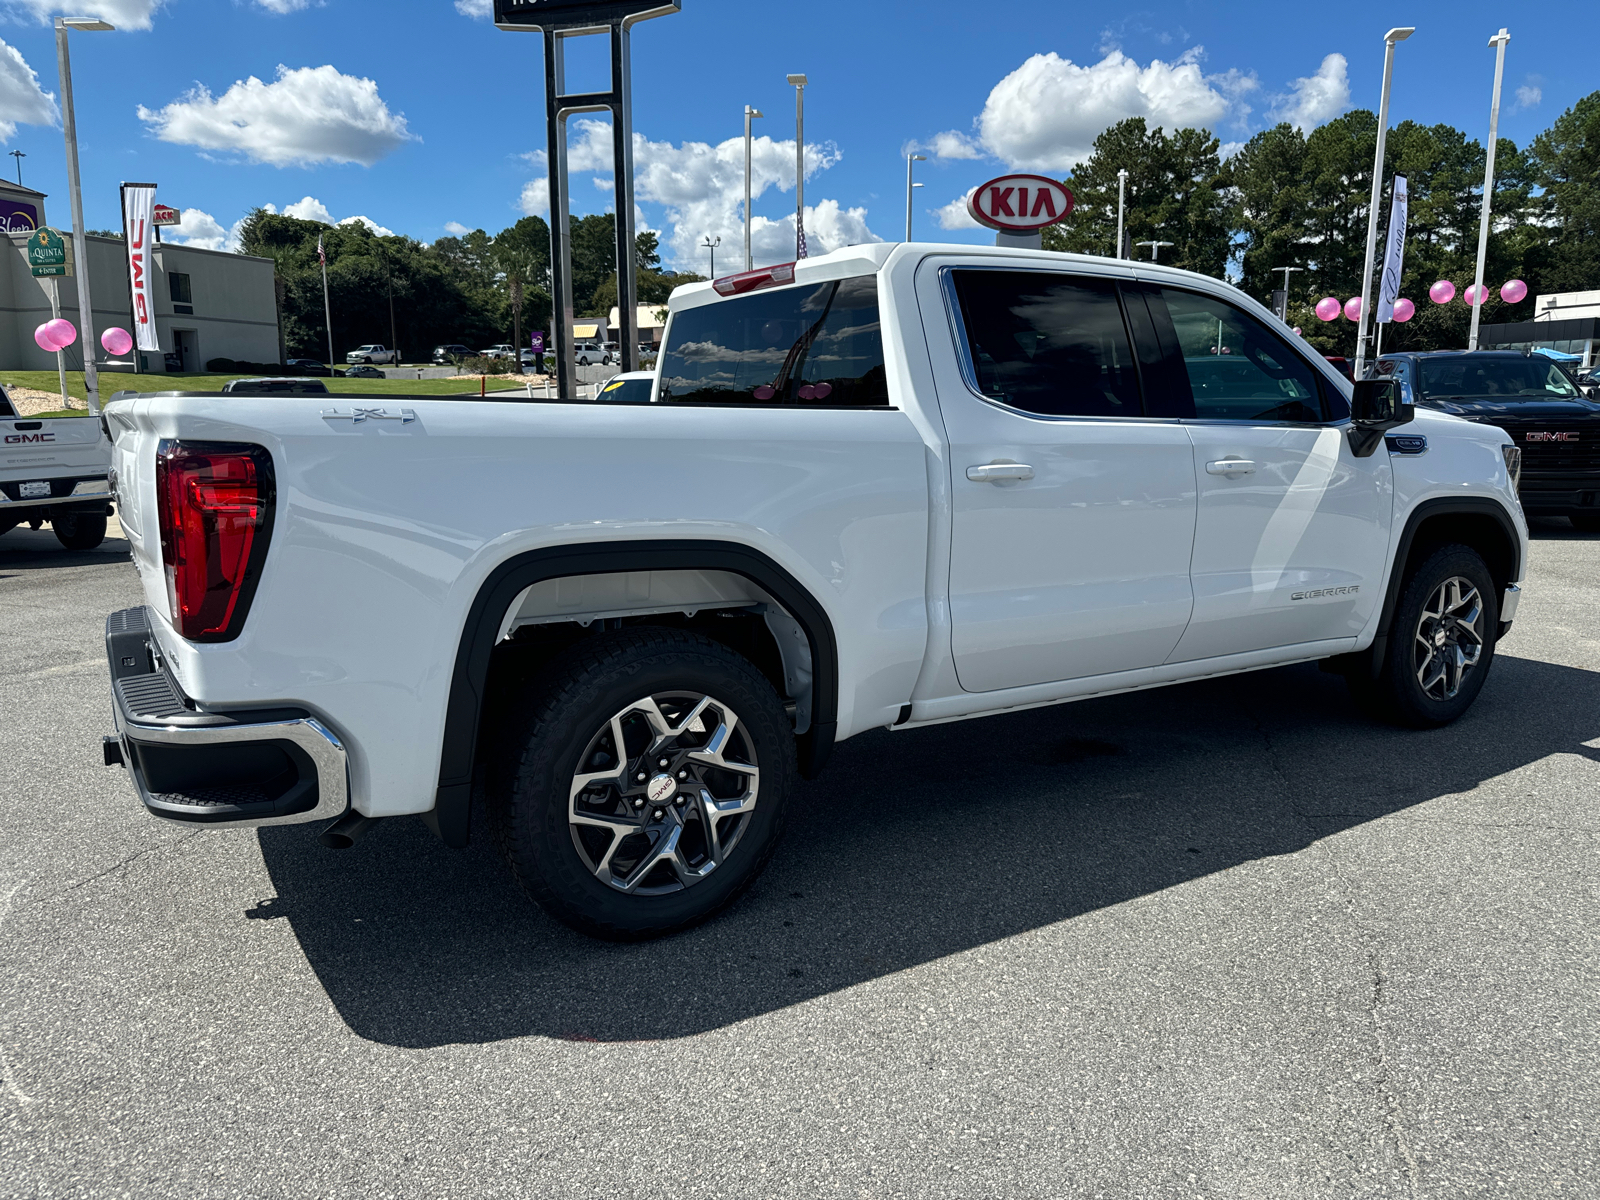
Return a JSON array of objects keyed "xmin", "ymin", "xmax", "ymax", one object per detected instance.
[{"xmin": 458, "ymin": 355, "xmax": 514, "ymax": 376}]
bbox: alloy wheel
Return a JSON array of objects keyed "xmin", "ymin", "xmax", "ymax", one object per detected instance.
[
  {"xmin": 1413, "ymin": 576, "xmax": 1484, "ymax": 701},
  {"xmin": 567, "ymin": 692, "xmax": 760, "ymax": 895}
]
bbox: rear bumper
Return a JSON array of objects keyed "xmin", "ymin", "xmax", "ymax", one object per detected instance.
[
  {"xmin": 0, "ymin": 476, "xmax": 111, "ymax": 511},
  {"xmin": 104, "ymin": 607, "xmax": 348, "ymax": 828}
]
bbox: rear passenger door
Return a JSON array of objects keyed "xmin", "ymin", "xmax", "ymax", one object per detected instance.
[
  {"xmin": 1144, "ymin": 284, "xmax": 1393, "ymax": 663},
  {"xmin": 931, "ymin": 265, "xmax": 1199, "ymax": 693}
]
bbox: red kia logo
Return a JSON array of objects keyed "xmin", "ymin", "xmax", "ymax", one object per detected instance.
[{"xmin": 967, "ymin": 174, "xmax": 1075, "ymax": 233}]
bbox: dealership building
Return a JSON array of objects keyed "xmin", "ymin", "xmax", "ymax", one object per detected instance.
[
  {"xmin": 1477, "ymin": 290, "xmax": 1600, "ymax": 368},
  {"xmin": 1, "ymin": 181, "xmax": 281, "ymax": 374}
]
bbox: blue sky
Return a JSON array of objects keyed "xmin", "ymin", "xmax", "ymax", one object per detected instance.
[{"xmin": 0, "ymin": 0, "xmax": 1591, "ymax": 273}]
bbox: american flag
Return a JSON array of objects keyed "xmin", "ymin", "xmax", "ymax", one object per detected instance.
[{"xmin": 317, "ymin": 234, "xmax": 326, "ymax": 266}]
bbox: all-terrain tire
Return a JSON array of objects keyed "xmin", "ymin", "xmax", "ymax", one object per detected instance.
[
  {"xmin": 493, "ymin": 628, "xmax": 794, "ymax": 941},
  {"xmin": 1349, "ymin": 543, "xmax": 1498, "ymax": 728},
  {"xmin": 52, "ymin": 512, "xmax": 107, "ymax": 551}
]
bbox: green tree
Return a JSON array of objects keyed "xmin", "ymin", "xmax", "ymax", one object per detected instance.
[{"xmin": 1529, "ymin": 92, "xmax": 1600, "ymax": 294}]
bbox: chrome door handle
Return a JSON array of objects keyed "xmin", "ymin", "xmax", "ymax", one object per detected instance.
[
  {"xmin": 1206, "ymin": 459, "xmax": 1257, "ymax": 477},
  {"xmin": 966, "ymin": 462, "xmax": 1035, "ymax": 484}
]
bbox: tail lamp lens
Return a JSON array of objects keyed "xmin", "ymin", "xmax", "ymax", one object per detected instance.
[{"xmin": 155, "ymin": 441, "xmax": 275, "ymax": 642}]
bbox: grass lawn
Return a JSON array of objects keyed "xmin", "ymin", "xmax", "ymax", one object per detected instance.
[{"xmin": 2, "ymin": 370, "xmax": 531, "ymax": 403}]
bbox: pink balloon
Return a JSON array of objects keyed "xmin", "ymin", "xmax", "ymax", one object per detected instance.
[
  {"xmin": 1315, "ymin": 297, "xmax": 1342, "ymax": 322},
  {"xmin": 1463, "ymin": 284, "xmax": 1488, "ymax": 307},
  {"xmin": 45, "ymin": 318, "xmax": 77, "ymax": 348},
  {"xmin": 1292, "ymin": 326, "xmax": 1303, "ymax": 336},
  {"xmin": 1500, "ymin": 279, "xmax": 1528, "ymax": 304},
  {"xmin": 1392, "ymin": 298, "xmax": 1416, "ymax": 323},
  {"xmin": 101, "ymin": 327, "xmax": 133, "ymax": 356},
  {"xmin": 1429, "ymin": 280, "xmax": 1456, "ymax": 305},
  {"xmin": 34, "ymin": 323, "xmax": 59, "ymax": 352},
  {"xmin": 1343, "ymin": 297, "xmax": 1362, "ymax": 322}
]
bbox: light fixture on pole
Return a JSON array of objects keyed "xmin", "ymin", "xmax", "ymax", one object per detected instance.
[
  {"xmin": 1115, "ymin": 168, "xmax": 1129, "ymax": 259},
  {"xmin": 1469, "ymin": 28, "xmax": 1511, "ymax": 353},
  {"xmin": 8, "ymin": 150, "xmax": 24, "ymax": 185},
  {"xmin": 905, "ymin": 153, "xmax": 926, "ymax": 242},
  {"xmin": 743, "ymin": 104, "xmax": 763, "ymax": 272},
  {"xmin": 787, "ymin": 74, "xmax": 808, "ymax": 259},
  {"xmin": 1354, "ymin": 26, "xmax": 1415, "ymax": 381},
  {"xmin": 55, "ymin": 16, "xmax": 114, "ymax": 415},
  {"xmin": 1136, "ymin": 240, "xmax": 1174, "ymax": 262},
  {"xmin": 702, "ymin": 234, "xmax": 721, "ymax": 279}
]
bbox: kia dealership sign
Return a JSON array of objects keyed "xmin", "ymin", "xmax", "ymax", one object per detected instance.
[{"xmin": 967, "ymin": 174, "xmax": 1074, "ymax": 233}]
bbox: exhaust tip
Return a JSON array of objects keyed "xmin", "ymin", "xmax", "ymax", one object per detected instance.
[{"xmin": 319, "ymin": 811, "xmax": 378, "ymax": 850}]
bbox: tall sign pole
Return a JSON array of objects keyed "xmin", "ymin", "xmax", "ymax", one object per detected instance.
[
  {"xmin": 1115, "ymin": 168, "xmax": 1128, "ymax": 259},
  {"xmin": 1469, "ymin": 29, "xmax": 1511, "ymax": 353},
  {"xmin": 788, "ymin": 74, "xmax": 808, "ymax": 259},
  {"xmin": 1355, "ymin": 27, "xmax": 1414, "ymax": 382},
  {"xmin": 744, "ymin": 104, "xmax": 762, "ymax": 272},
  {"xmin": 497, "ymin": 0, "xmax": 679, "ymax": 398},
  {"xmin": 55, "ymin": 18, "xmax": 110, "ymax": 415}
]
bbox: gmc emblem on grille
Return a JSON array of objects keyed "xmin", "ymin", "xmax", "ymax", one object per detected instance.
[{"xmin": 1524, "ymin": 431, "xmax": 1578, "ymax": 443}]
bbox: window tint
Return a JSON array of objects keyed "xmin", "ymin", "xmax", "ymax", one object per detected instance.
[
  {"xmin": 952, "ymin": 271, "xmax": 1142, "ymax": 417},
  {"xmin": 659, "ymin": 277, "xmax": 888, "ymax": 407},
  {"xmin": 1162, "ymin": 288, "xmax": 1327, "ymax": 422},
  {"xmin": 1418, "ymin": 357, "xmax": 1581, "ymax": 402}
]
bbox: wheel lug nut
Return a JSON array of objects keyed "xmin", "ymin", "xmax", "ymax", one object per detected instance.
[
  {"xmin": 677, "ymin": 770, "xmax": 688, "ymax": 780},
  {"xmin": 658, "ymin": 757, "xmax": 670, "ymax": 768},
  {"xmin": 674, "ymin": 796, "xmax": 686, "ymax": 807},
  {"xmin": 652, "ymin": 809, "xmax": 664, "ymax": 821},
  {"xmin": 636, "ymin": 773, "xmax": 646, "ymax": 783},
  {"xmin": 633, "ymin": 799, "xmax": 645, "ymax": 810}
]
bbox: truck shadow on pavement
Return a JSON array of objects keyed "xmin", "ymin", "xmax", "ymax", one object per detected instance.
[
  {"xmin": 0, "ymin": 528, "xmax": 130, "ymax": 570},
  {"xmin": 255, "ymin": 653, "xmax": 1600, "ymax": 1047}
]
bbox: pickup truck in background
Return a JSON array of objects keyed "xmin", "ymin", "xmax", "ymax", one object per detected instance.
[
  {"xmin": 98, "ymin": 243, "xmax": 1528, "ymax": 940},
  {"xmin": 1, "ymin": 385, "xmax": 113, "ymax": 550},
  {"xmin": 345, "ymin": 345, "xmax": 399, "ymax": 365}
]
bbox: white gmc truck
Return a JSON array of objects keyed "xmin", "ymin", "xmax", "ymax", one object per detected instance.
[
  {"xmin": 1, "ymin": 385, "xmax": 114, "ymax": 550},
  {"xmin": 98, "ymin": 243, "xmax": 1528, "ymax": 940}
]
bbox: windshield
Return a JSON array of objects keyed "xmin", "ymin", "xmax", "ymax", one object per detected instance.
[
  {"xmin": 1419, "ymin": 358, "xmax": 1581, "ymax": 402},
  {"xmin": 598, "ymin": 377, "xmax": 655, "ymax": 404}
]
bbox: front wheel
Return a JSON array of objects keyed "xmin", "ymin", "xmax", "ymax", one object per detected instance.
[
  {"xmin": 52, "ymin": 512, "xmax": 107, "ymax": 551},
  {"xmin": 1350, "ymin": 543, "xmax": 1498, "ymax": 728},
  {"xmin": 494, "ymin": 629, "xmax": 794, "ymax": 940}
]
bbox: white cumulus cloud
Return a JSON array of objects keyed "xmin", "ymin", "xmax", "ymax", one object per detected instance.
[
  {"xmin": 283, "ymin": 195, "xmax": 332, "ymax": 222},
  {"xmin": 977, "ymin": 49, "xmax": 1247, "ymax": 171},
  {"xmin": 455, "ymin": 0, "xmax": 492, "ymax": 15},
  {"xmin": 167, "ymin": 208, "xmax": 241, "ymax": 252},
  {"xmin": 929, "ymin": 131, "xmax": 983, "ymax": 160},
  {"xmin": 444, "ymin": 221, "xmax": 471, "ymax": 236},
  {"xmin": 339, "ymin": 215, "xmax": 394, "ymax": 237},
  {"xmin": 1268, "ymin": 53, "xmax": 1350, "ymax": 133},
  {"xmin": 137, "ymin": 64, "xmax": 416, "ymax": 167},
  {"xmin": 4, "ymin": 0, "xmax": 166, "ymax": 30},
  {"xmin": 255, "ymin": 0, "xmax": 317, "ymax": 10},
  {"xmin": 0, "ymin": 38, "xmax": 57, "ymax": 142},
  {"xmin": 1514, "ymin": 85, "xmax": 1542, "ymax": 111},
  {"xmin": 935, "ymin": 187, "xmax": 983, "ymax": 231},
  {"xmin": 518, "ymin": 119, "xmax": 878, "ymax": 271}
]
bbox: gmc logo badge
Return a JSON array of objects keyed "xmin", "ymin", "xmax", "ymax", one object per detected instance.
[
  {"xmin": 1524, "ymin": 431, "xmax": 1577, "ymax": 443},
  {"xmin": 5, "ymin": 432, "xmax": 55, "ymax": 444}
]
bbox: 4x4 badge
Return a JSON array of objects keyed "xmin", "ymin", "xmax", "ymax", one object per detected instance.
[{"xmin": 321, "ymin": 407, "xmax": 417, "ymax": 425}]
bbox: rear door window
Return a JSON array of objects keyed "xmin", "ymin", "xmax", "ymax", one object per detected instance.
[
  {"xmin": 950, "ymin": 270, "xmax": 1144, "ymax": 417},
  {"xmin": 1160, "ymin": 288, "xmax": 1331, "ymax": 422},
  {"xmin": 659, "ymin": 276, "xmax": 889, "ymax": 407}
]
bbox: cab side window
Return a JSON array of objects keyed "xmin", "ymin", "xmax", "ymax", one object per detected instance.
[
  {"xmin": 952, "ymin": 271, "xmax": 1144, "ymax": 418},
  {"xmin": 1161, "ymin": 288, "xmax": 1329, "ymax": 423}
]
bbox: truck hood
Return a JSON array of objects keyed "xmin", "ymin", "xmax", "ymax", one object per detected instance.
[{"xmin": 1419, "ymin": 397, "xmax": 1600, "ymax": 421}]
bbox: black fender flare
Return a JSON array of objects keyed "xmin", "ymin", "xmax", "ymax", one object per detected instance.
[
  {"xmin": 430, "ymin": 540, "xmax": 840, "ymax": 848},
  {"xmin": 1343, "ymin": 497, "xmax": 1523, "ymax": 680}
]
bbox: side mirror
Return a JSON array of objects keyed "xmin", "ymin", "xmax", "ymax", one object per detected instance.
[{"xmin": 1348, "ymin": 378, "xmax": 1415, "ymax": 457}]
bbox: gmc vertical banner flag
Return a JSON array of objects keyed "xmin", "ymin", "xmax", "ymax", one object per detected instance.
[
  {"xmin": 122, "ymin": 183, "xmax": 159, "ymax": 353},
  {"xmin": 1377, "ymin": 174, "xmax": 1409, "ymax": 325}
]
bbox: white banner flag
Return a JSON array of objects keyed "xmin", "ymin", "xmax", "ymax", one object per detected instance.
[
  {"xmin": 122, "ymin": 184, "xmax": 159, "ymax": 353},
  {"xmin": 1376, "ymin": 174, "xmax": 1409, "ymax": 325}
]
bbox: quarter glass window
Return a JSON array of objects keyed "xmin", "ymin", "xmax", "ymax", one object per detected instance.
[
  {"xmin": 1162, "ymin": 288, "xmax": 1327, "ymax": 422},
  {"xmin": 658, "ymin": 277, "xmax": 889, "ymax": 407},
  {"xmin": 951, "ymin": 271, "xmax": 1142, "ymax": 417}
]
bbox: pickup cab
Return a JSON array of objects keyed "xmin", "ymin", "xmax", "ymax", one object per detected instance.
[
  {"xmin": 1, "ymin": 386, "xmax": 113, "ymax": 550},
  {"xmin": 345, "ymin": 345, "xmax": 398, "ymax": 365},
  {"xmin": 98, "ymin": 243, "xmax": 1528, "ymax": 940}
]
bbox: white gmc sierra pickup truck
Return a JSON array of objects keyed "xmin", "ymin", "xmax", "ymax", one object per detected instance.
[
  {"xmin": 1, "ymin": 385, "xmax": 114, "ymax": 550},
  {"xmin": 98, "ymin": 243, "xmax": 1528, "ymax": 940}
]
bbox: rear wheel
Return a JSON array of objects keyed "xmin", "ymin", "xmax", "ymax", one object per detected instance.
[
  {"xmin": 494, "ymin": 629, "xmax": 794, "ymax": 940},
  {"xmin": 1350, "ymin": 544, "xmax": 1497, "ymax": 728},
  {"xmin": 1569, "ymin": 512, "xmax": 1600, "ymax": 533},
  {"xmin": 52, "ymin": 512, "xmax": 106, "ymax": 551}
]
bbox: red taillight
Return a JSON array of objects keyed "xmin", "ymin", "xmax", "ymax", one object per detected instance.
[
  {"xmin": 713, "ymin": 262, "xmax": 797, "ymax": 296},
  {"xmin": 155, "ymin": 441, "xmax": 275, "ymax": 642}
]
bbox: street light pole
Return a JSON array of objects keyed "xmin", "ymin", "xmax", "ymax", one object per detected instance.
[
  {"xmin": 787, "ymin": 74, "xmax": 808, "ymax": 259},
  {"xmin": 1469, "ymin": 28, "xmax": 1512, "ymax": 352},
  {"xmin": 1355, "ymin": 26, "xmax": 1415, "ymax": 381},
  {"xmin": 743, "ymin": 104, "xmax": 763, "ymax": 272},
  {"xmin": 1136, "ymin": 240, "xmax": 1174, "ymax": 262},
  {"xmin": 1115, "ymin": 168, "xmax": 1128, "ymax": 258},
  {"xmin": 905, "ymin": 153, "xmax": 926, "ymax": 242},
  {"xmin": 1276, "ymin": 265, "xmax": 1305, "ymax": 320},
  {"xmin": 9, "ymin": 151, "xmax": 24, "ymax": 185},
  {"xmin": 702, "ymin": 234, "xmax": 720, "ymax": 279},
  {"xmin": 55, "ymin": 16, "xmax": 114, "ymax": 415}
]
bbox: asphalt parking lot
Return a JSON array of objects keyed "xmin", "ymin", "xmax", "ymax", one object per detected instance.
[{"xmin": 1, "ymin": 518, "xmax": 1596, "ymax": 1198}]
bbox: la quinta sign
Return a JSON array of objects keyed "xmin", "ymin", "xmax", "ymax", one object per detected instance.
[{"xmin": 967, "ymin": 174, "xmax": 1074, "ymax": 233}]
